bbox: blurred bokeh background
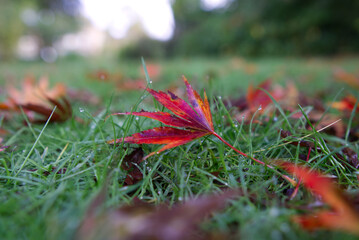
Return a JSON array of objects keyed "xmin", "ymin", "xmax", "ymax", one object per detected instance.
[{"xmin": 1, "ymin": 0, "xmax": 359, "ymax": 62}]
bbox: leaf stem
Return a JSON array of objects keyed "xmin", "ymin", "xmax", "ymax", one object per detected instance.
[{"xmin": 212, "ymin": 131, "xmax": 297, "ymax": 186}]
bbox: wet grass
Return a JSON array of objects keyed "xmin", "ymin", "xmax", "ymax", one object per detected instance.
[{"xmin": 0, "ymin": 56, "xmax": 358, "ymax": 239}]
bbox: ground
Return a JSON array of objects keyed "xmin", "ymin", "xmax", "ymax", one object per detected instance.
[{"xmin": 0, "ymin": 56, "xmax": 358, "ymax": 239}]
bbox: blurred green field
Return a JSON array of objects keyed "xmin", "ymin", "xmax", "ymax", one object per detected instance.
[{"xmin": 1, "ymin": 56, "xmax": 359, "ymax": 96}]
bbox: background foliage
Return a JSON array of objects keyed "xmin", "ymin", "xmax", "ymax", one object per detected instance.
[
  {"xmin": 123, "ymin": 0, "xmax": 359, "ymax": 58},
  {"xmin": 0, "ymin": 0, "xmax": 80, "ymax": 60}
]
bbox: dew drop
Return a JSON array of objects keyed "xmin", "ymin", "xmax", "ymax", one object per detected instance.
[
  {"xmin": 178, "ymin": 197, "xmax": 183, "ymax": 201},
  {"xmin": 234, "ymin": 124, "xmax": 238, "ymax": 128},
  {"xmin": 135, "ymin": 117, "xmax": 139, "ymax": 121},
  {"xmin": 218, "ymin": 96, "xmax": 222, "ymax": 99},
  {"xmin": 197, "ymin": 156, "xmax": 201, "ymax": 159},
  {"xmin": 79, "ymin": 107, "xmax": 84, "ymax": 113},
  {"xmin": 156, "ymin": 152, "xmax": 159, "ymax": 154},
  {"xmin": 273, "ymin": 116, "xmax": 278, "ymax": 121},
  {"xmin": 258, "ymin": 105, "xmax": 262, "ymax": 110},
  {"xmin": 149, "ymin": 80, "xmax": 153, "ymax": 84}
]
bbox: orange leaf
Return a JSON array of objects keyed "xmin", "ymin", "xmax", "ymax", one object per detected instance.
[
  {"xmin": 332, "ymin": 95, "xmax": 359, "ymax": 113},
  {"xmin": 1, "ymin": 76, "xmax": 72, "ymax": 123},
  {"xmin": 280, "ymin": 162, "xmax": 359, "ymax": 235},
  {"xmin": 6, "ymin": 76, "xmax": 66, "ymax": 108},
  {"xmin": 334, "ymin": 68, "xmax": 359, "ymax": 89}
]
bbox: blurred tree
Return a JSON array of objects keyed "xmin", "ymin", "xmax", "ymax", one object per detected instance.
[
  {"xmin": 26, "ymin": 0, "xmax": 81, "ymax": 47},
  {"xmin": 120, "ymin": 38, "xmax": 166, "ymax": 60},
  {"xmin": 167, "ymin": 0, "xmax": 359, "ymax": 57},
  {"xmin": 0, "ymin": 0, "xmax": 81, "ymax": 60},
  {"xmin": 0, "ymin": 1, "xmax": 25, "ymax": 60}
]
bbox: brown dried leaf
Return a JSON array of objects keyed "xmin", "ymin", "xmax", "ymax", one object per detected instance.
[
  {"xmin": 76, "ymin": 189, "xmax": 239, "ymax": 240},
  {"xmin": 340, "ymin": 147, "xmax": 359, "ymax": 169},
  {"xmin": 121, "ymin": 148, "xmax": 144, "ymax": 186},
  {"xmin": 0, "ymin": 76, "xmax": 72, "ymax": 123},
  {"xmin": 6, "ymin": 76, "xmax": 66, "ymax": 108}
]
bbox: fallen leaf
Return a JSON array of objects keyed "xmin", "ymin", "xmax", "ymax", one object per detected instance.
[
  {"xmin": 339, "ymin": 147, "xmax": 359, "ymax": 169},
  {"xmin": 121, "ymin": 148, "xmax": 144, "ymax": 185},
  {"xmin": 21, "ymin": 97, "xmax": 72, "ymax": 123},
  {"xmin": 231, "ymin": 80, "xmax": 299, "ymax": 124},
  {"xmin": 117, "ymin": 79, "xmax": 146, "ymax": 91},
  {"xmin": 140, "ymin": 63, "xmax": 162, "ymax": 79},
  {"xmin": 67, "ymin": 88, "xmax": 101, "ymax": 105},
  {"xmin": 246, "ymin": 79, "xmax": 274, "ymax": 111},
  {"xmin": 334, "ymin": 68, "xmax": 359, "ymax": 89},
  {"xmin": 87, "ymin": 69, "xmax": 120, "ymax": 82},
  {"xmin": 108, "ymin": 76, "xmax": 295, "ymax": 185},
  {"xmin": 280, "ymin": 162, "xmax": 359, "ymax": 235},
  {"xmin": 0, "ymin": 76, "xmax": 72, "ymax": 123},
  {"xmin": 6, "ymin": 76, "xmax": 66, "ymax": 107},
  {"xmin": 108, "ymin": 76, "xmax": 216, "ymax": 160},
  {"xmin": 332, "ymin": 95, "xmax": 359, "ymax": 113},
  {"xmin": 86, "ymin": 69, "xmax": 147, "ymax": 91},
  {"xmin": 76, "ymin": 188, "xmax": 239, "ymax": 240}
]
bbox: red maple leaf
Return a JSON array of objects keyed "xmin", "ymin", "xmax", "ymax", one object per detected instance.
[{"xmin": 108, "ymin": 76, "xmax": 295, "ymax": 185}]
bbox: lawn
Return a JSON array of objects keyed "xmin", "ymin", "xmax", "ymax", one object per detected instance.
[{"xmin": 0, "ymin": 56, "xmax": 359, "ymax": 239}]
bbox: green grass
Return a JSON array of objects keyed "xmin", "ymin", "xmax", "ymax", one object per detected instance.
[{"xmin": 0, "ymin": 56, "xmax": 359, "ymax": 239}]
